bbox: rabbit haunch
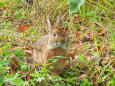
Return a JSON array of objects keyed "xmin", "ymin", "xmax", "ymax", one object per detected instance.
[{"xmin": 32, "ymin": 16, "xmax": 69, "ymax": 74}]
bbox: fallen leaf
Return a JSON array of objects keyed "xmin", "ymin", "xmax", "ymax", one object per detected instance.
[
  {"xmin": 65, "ymin": 27, "xmax": 68, "ymax": 32},
  {"xmin": 75, "ymin": 32, "xmax": 81, "ymax": 37},
  {"xmin": 97, "ymin": 46, "xmax": 101, "ymax": 51},
  {"xmin": 9, "ymin": 55, "xmax": 18, "ymax": 70},
  {"xmin": 94, "ymin": 46, "xmax": 102, "ymax": 51},
  {"xmin": 25, "ymin": 73, "xmax": 30, "ymax": 81},
  {"xmin": 97, "ymin": 28, "xmax": 109, "ymax": 36},
  {"xmin": 18, "ymin": 24, "xmax": 30, "ymax": 32},
  {"xmin": 0, "ymin": 7, "xmax": 8, "ymax": 11},
  {"xmin": 73, "ymin": 15, "xmax": 82, "ymax": 24},
  {"xmin": 24, "ymin": 45, "xmax": 34, "ymax": 50},
  {"xmin": 92, "ymin": 77, "xmax": 97, "ymax": 86}
]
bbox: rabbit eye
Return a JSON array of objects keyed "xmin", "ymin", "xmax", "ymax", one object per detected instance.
[{"xmin": 53, "ymin": 33, "xmax": 56, "ymax": 36}]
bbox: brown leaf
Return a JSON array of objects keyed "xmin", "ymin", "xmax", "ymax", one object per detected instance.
[
  {"xmin": 75, "ymin": 32, "xmax": 81, "ymax": 37},
  {"xmin": 92, "ymin": 77, "xmax": 97, "ymax": 86},
  {"xmin": 25, "ymin": 73, "xmax": 30, "ymax": 81},
  {"xmin": 0, "ymin": 7, "xmax": 8, "ymax": 11},
  {"xmin": 9, "ymin": 55, "xmax": 18, "ymax": 70},
  {"xmin": 97, "ymin": 46, "xmax": 101, "ymax": 51},
  {"xmin": 97, "ymin": 28, "xmax": 109, "ymax": 36},
  {"xmin": 18, "ymin": 24, "xmax": 30, "ymax": 32},
  {"xmin": 73, "ymin": 15, "xmax": 82, "ymax": 24},
  {"xmin": 87, "ymin": 32, "xmax": 94, "ymax": 40},
  {"xmin": 24, "ymin": 45, "xmax": 34, "ymax": 50},
  {"xmin": 65, "ymin": 27, "xmax": 68, "ymax": 32},
  {"xmin": 74, "ymin": 15, "xmax": 82, "ymax": 20}
]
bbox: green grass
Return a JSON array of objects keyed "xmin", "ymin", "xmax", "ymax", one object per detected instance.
[{"xmin": 0, "ymin": 0, "xmax": 115, "ymax": 86}]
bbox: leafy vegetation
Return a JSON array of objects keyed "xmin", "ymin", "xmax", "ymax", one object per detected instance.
[{"xmin": 0, "ymin": 0, "xmax": 115, "ymax": 86}]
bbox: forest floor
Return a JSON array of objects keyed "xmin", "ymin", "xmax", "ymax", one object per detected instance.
[{"xmin": 0, "ymin": 0, "xmax": 115, "ymax": 86}]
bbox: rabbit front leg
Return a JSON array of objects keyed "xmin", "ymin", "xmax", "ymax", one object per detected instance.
[
  {"xmin": 32, "ymin": 48, "xmax": 42, "ymax": 65},
  {"xmin": 41, "ymin": 45, "xmax": 50, "ymax": 66}
]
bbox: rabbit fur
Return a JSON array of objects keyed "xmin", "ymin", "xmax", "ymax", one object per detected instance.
[{"xmin": 32, "ymin": 16, "xmax": 69, "ymax": 74}]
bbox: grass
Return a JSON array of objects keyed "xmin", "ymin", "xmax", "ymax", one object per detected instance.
[{"xmin": 0, "ymin": 0, "xmax": 115, "ymax": 86}]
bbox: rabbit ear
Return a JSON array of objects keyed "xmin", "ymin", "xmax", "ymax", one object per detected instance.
[
  {"xmin": 47, "ymin": 16, "xmax": 52, "ymax": 32},
  {"xmin": 56, "ymin": 16, "xmax": 62, "ymax": 27}
]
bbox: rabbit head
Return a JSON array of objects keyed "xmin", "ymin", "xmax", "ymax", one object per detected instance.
[{"xmin": 47, "ymin": 16, "xmax": 68, "ymax": 50}]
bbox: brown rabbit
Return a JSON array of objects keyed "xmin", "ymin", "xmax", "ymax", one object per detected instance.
[{"xmin": 32, "ymin": 16, "xmax": 69, "ymax": 74}]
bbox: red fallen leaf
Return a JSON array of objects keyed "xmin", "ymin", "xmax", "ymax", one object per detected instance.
[
  {"xmin": 97, "ymin": 46, "xmax": 101, "ymax": 51},
  {"xmin": 0, "ymin": 7, "xmax": 8, "ymax": 11},
  {"xmin": 92, "ymin": 77, "xmax": 97, "ymax": 86},
  {"xmin": 24, "ymin": 45, "xmax": 34, "ymax": 50},
  {"xmin": 9, "ymin": 55, "xmax": 18, "ymax": 70},
  {"xmin": 73, "ymin": 15, "xmax": 83, "ymax": 24},
  {"xmin": 96, "ymin": 46, "xmax": 101, "ymax": 51},
  {"xmin": 74, "ymin": 15, "xmax": 82, "ymax": 20},
  {"xmin": 87, "ymin": 32, "xmax": 93, "ymax": 39},
  {"xmin": 65, "ymin": 27, "xmax": 68, "ymax": 32},
  {"xmin": 75, "ymin": 32, "xmax": 81, "ymax": 36},
  {"xmin": 97, "ymin": 28, "xmax": 109, "ymax": 36},
  {"xmin": 3, "ymin": 7, "xmax": 8, "ymax": 10},
  {"xmin": 18, "ymin": 24, "xmax": 30, "ymax": 32},
  {"xmin": 25, "ymin": 73, "xmax": 30, "ymax": 81},
  {"xmin": 23, "ymin": 50, "xmax": 33, "ymax": 55},
  {"xmin": 97, "ymin": 29, "xmax": 101, "ymax": 33},
  {"xmin": 75, "ymin": 40, "xmax": 80, "ymax": 44}
]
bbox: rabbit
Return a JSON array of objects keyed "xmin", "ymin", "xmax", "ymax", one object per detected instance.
[{"xmin": 32, "ymin": 16, "xmax": 70, "ymax": 74}]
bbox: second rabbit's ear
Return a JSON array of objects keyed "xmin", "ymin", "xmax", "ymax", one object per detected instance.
[{"xmin": 56, "ymin": 16, "xmax": 62, "ymax": 27}]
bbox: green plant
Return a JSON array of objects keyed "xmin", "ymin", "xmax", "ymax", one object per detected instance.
[
  {"xmin": 68, "ymin": 0, "xmax": 85, "ymax": 13},
  {"xmin": 5, "ymin": 74, "xmax": 24, "ymax": 86},
  {"xmin": 107, "ymin": 74, "xmax": 115, "ymax": 86},
  {"xmin": 79, "ymin": 78, "xmax": 93, "ymax": 86}
]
